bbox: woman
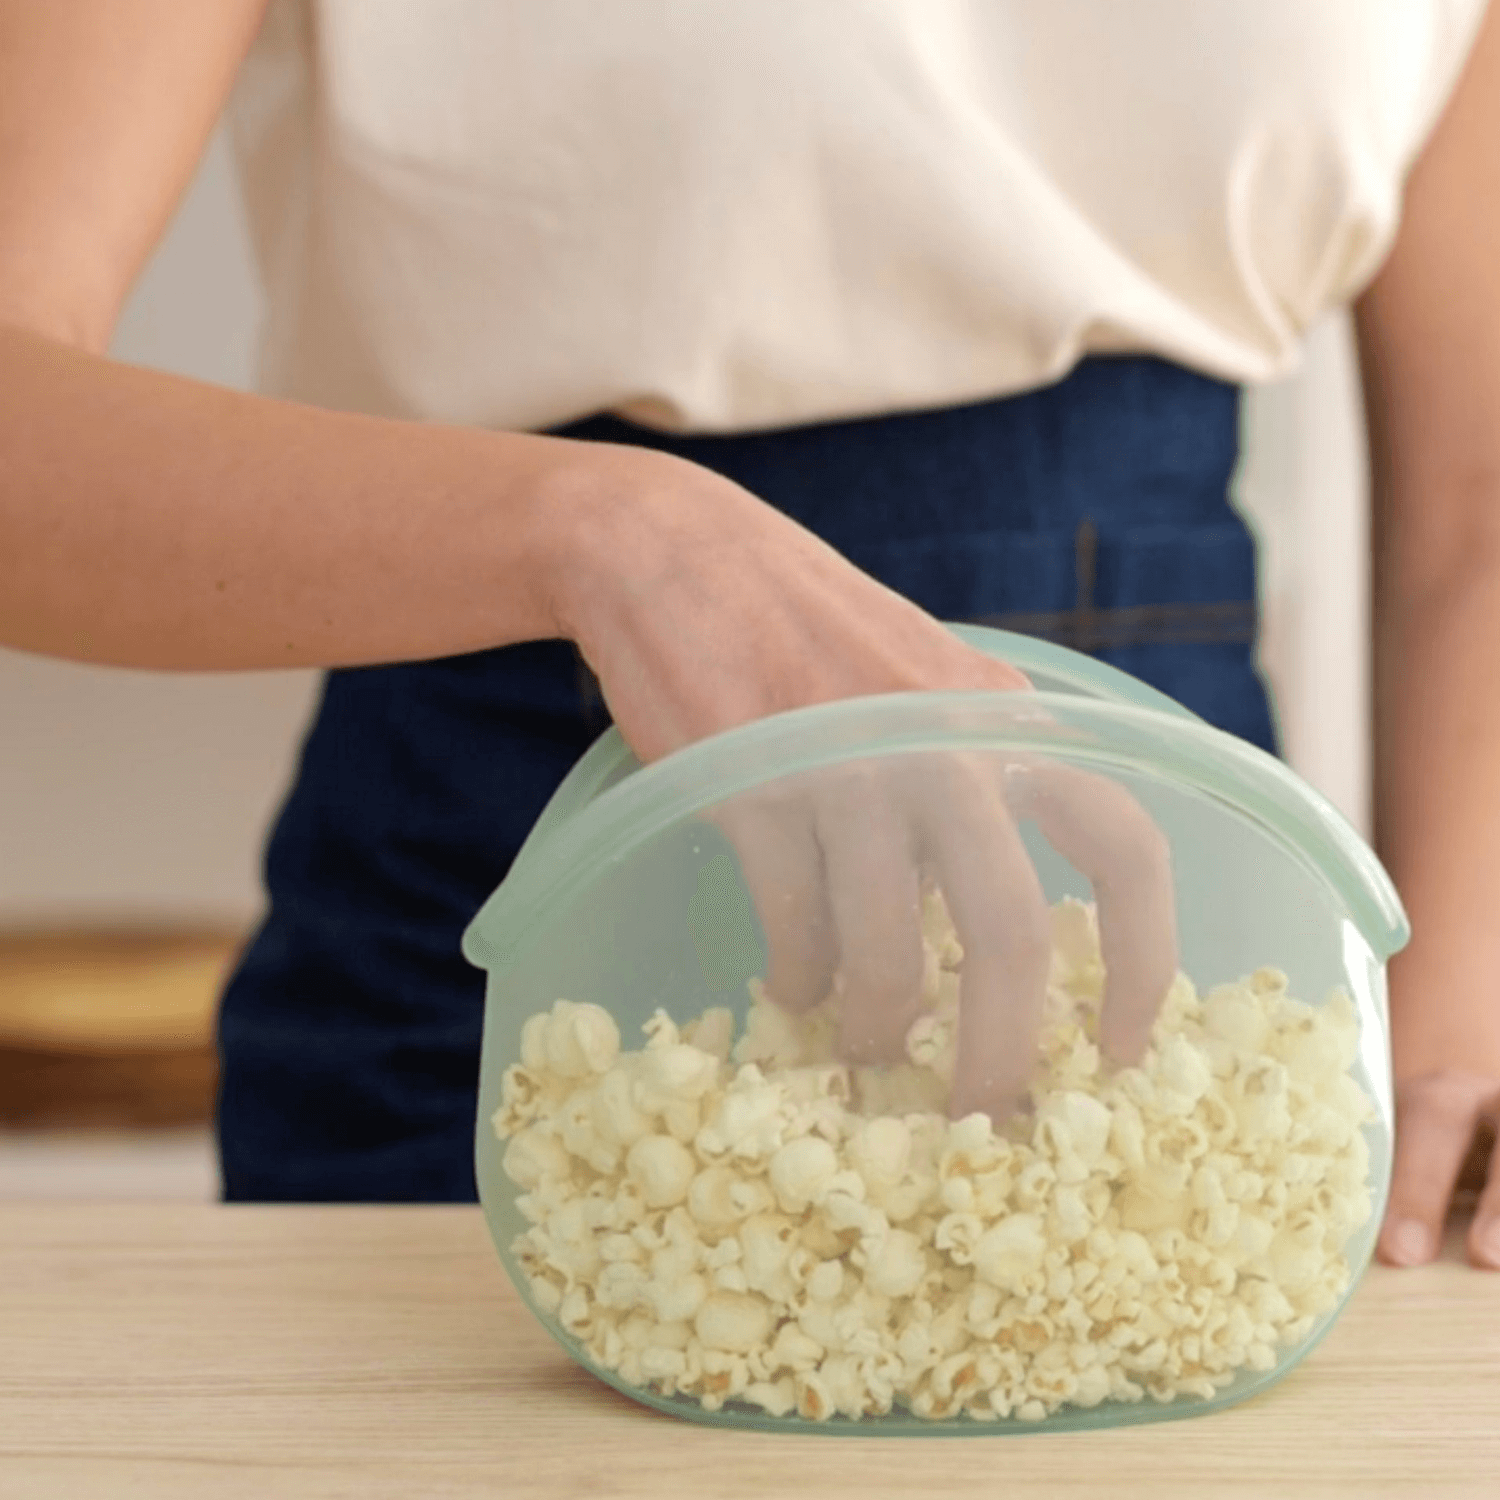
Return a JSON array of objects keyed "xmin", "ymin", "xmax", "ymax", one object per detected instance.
[{"xmin": 1, "ymin": 1, "xmax": 1495, "ymax": 1269}]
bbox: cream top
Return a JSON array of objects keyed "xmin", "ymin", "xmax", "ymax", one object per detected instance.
[{"xmin": 228, "ymin": 0, "xmax": 1487, "ymax": 433}]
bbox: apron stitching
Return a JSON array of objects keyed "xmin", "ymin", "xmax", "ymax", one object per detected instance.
[
  {"xmin": 974, "ymin": 515, "xmax": 1256, "ymax": 651},
  {"xmin": 970, "ymin": 600, "xmax": 1257, "ymax": 649},
  {"xmin": 1074, "ymin": 519, "xmax": 1099, "ymax": 653}
]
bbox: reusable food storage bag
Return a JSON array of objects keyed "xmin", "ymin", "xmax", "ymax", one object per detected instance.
[{"xmin": 464, "ymin": 627, "xmax": 1403, "ymax": 1433}]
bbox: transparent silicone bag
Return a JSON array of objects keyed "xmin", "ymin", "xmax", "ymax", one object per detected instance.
[{"xmin": 464, "ymin": 626, "xmax": 1404, "ymax": 1433}]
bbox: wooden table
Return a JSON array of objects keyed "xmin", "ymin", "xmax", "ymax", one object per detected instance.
[{"xmin": 2, "ymin": 1205, "xmax": 1496, "ymax": 1500}]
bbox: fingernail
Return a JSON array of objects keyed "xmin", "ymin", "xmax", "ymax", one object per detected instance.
[{"xmin": 1387, "ymin": 1220, "xmax": 1430, "ymax": 1266}]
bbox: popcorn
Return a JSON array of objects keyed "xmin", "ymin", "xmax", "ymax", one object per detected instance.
[
  {"xmin": 768, "ymin": 1137, "xmax": 840, "ymax": 1212},
  {"xmin": 626, "ymin": 1135, "xmax": 696, "ymax": 1210},
  {"xmin": 526, "ymin": 1000, "xmax": 620, "ymax": 1079},
  {"xmin": 744, "ymin": 1376, "xmax": 797, "ymax": 1417},
  {"xmin": 591, "ymin": 1067, "xmax": 651, "ymax": 1150},
  {"xmin": 1109, "ymin": 1098, "xmax": 1147, "ymax": 1170},
  {"xmin": 1154, "ymin": 1035, "xmax": 1214, "ymax": 1115},
  {"xmin": 740, "ymin": 1215, "xmax": 799, "ymax": 1301},
  {"xmin": 637, "ymin": 1037, "xmax": 721, "ymax": 1104},
  {"xmin": 972, "ymin": 1215, "xmax": 1047, "ymax": 1291},
  {"xmin": 806, "ymin": 1259, "xmax": 845, "ymax": 1303},
  {"xmin": 1232, "ymin": 1058, "xmax": 1294, "ymax": 1139},
  {"xmin": 1202, "ymin": 984, "xmax": 1270, "ymax": 1056},
  {"xmin": 640, "ymin": 1346, "xmax": 688, "ymax": 1383},
  {"xmin": 694, "ymin": 1068, "xmax": 789, "ymax": 1162},
  {"xmin": 1049, "ymin": 1185, "xmax": 1094, "ymax": 1244},
  {"xmin": 494, "ymin": 897, "xmax": 1379, "ymax": 1426},
  {"xmin": 768, "ymin": 1322, "xmax": 825, "ymax": 1373},
  {"xmin": 1034, "ymin": 1091, "xmax": 1112, "ymax": 1179},
  {"xmin": 934, "ymin": 1211, "xmax": 985, "ymax": 1266},
  {"xmin": 857, "ymin": 1228, "xmax": 928, "ymax": 1298},
  {"xmin": 823, "ymin": 1188, "xmax": 887, "ymax": 1240},
  {"xmin": 492, "ymin": 1063, "xmax": 555, "ymax": 1137},
  {"xmin": 501, "ymin": 1126, "xmax": 572, "ymax": 1190},
  {"xmin": 1050, "ymin": 898, "xmax": 1103, "ymax": 995},
  {"xmin": 849, "ymin": 1116, "xmax": 912, "ymax": 1193},
  {"xmin": 695, "ymin": 1292, "xmax": 775, "ymax": 1354},
  {"xmin": 648, "ymin": 1271, "xmax": 708, "ymax": 1325},
  {"xmin": 594, "ymin": 1260, "xmax": 648, "ymax": 1311},
  {"xmin": 683, "ymin": 1007, "xmax": 736, "ymax": 1061}
]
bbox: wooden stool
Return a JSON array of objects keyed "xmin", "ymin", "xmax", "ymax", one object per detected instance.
[{"xmin": 0, "ymin": 930, "xmax": 240, "ymax": 1129}]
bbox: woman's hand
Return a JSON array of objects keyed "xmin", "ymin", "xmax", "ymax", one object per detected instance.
[
  {"xmin": 547, "ymin": 441, "xmax": 1178, "ymax": 1120},
  {"xmin": 545, "ymin": 441, "xmax": 1033, "ymax": 755},
  {"xmin": 1380, "ymin": 962, "xmax": 1500, "ymax": 1269}
]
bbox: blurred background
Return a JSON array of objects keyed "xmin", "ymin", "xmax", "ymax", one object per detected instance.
[{"xmin": 0, "ymin": 126, "xmax": 1372, "ymax": 1202}]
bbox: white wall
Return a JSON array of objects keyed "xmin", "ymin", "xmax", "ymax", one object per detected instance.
[
  {"xmin": 0, "ymin": 130, "xmax": 1372, "ymax": 930},
  {"xmin": 1237, "ymin": 314, "xmax": 1371, "ymax": 839},
  {"xmin": 0, "ymin": 132, "xmax": 321, "ymax": 929}
]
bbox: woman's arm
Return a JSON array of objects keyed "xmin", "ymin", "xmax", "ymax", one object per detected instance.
[
  {"xmin": 0, "ymin": 0, "xmax": 608, "ymax": 671},
  {"xmin": 0, "ymin": 2, "xmax": 1029, "ymax": 704},
  {"xmin": 0, "ymin": 0, "xmax": 269, "ymax": 351},
  {"xmin": 3, "ymin": 5, "xmax": 1190, "ymax": 1112},
  {"xmin": 1356, "ymin": 0, "xmax": 1500, "ymax": 1270}
]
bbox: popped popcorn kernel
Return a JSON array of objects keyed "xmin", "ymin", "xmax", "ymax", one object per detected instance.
[
  {"xmin": 768, "ymin": 1137, "xmax": 839, "ymax": 1213},
  {"xmin": 626, "ymin": 1134, "xmax": 696, "ymax": 1210},
  {"xmin": 501, "ymin": 1126, "xmax": 571, "ymax": 1190},
  {"xmin": 540, "ymin": 1000, "xmax": 621, "ymax": 1078},
  {"xmin": 695, "ymin": 1292, "xmax": 774, "ymax": 1354},
  {"xmin": 850, "ymin": 1115, "xmax": 912, "ymax": 1193},
  {"xmin": 858, "ymin": 1228, "xmax": 928, "ymax": 1298}
]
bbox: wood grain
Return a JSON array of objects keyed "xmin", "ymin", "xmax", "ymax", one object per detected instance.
[
  {"xmin": 0, "ymin": 1205, "xmax": 1495, "ymax": 1500},
  {"xmin": 0, "ymin": 929, "xmax": 237, "ymax": 1052},
  {"xmin": 0, "ymin": 929, "xmax": 236, "ymax": 1128},
  {"xmin": 0, "ymin": 1043, "xmax": 217, "ymax": 1128}
]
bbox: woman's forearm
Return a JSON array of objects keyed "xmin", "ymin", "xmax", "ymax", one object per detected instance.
[
  {"xmin": 1375, "ymin": 521, "xmax": 1500, "ymax": 1071},
  {"xmin": 0, "ymin": 323, "xmax": 608, "ymax": 670}
]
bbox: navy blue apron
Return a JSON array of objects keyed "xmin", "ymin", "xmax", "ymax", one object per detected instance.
[{"xmin": 216, "ymin": 355, "xmax": 1276, "ymax": 1202}]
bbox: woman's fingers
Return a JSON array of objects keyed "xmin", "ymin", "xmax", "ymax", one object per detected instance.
[
  {"xmin": 914, "ymin": 756, "xmax": 1052, "ymax": 1123},
  {"xmin": 1380, "ymin": 1072, "xmax": 1500, "ymax": 1267},
  {"xmin": 1468, "ymin": 1120, "xmax": 1500, "ymax": 1270},
  {"xmin": 714, "ymin": 794, "xmax": 836, "ymax": 1015},
  {"xmin": 814, "ymin": 767, "xmax": 927, "ymax": 1065},
  {"xmin": 718, "ymin": 740, "xmax": 1177, "ymax": 1138},
  {"xmin": 1003, "ymin": 759, "xmax": 1177, "ymax": 1064}
]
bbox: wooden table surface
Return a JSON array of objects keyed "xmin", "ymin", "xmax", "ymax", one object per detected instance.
[{"xmin": 1, "ymin": 1205, "xmax": 1496, "ymax": 1500}]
